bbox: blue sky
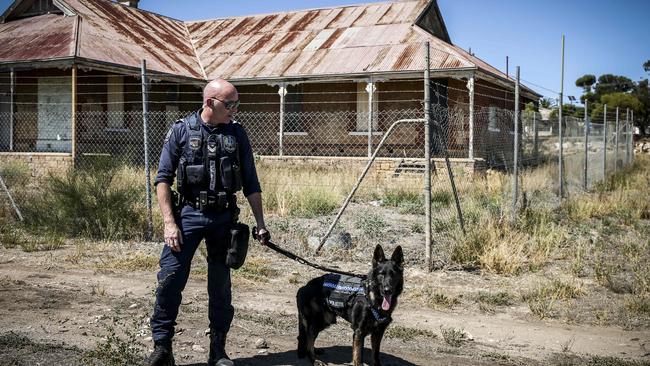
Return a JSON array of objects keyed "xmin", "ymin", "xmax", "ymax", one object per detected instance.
[{"xmin": 2, "ymin": 0, "xmax": 648, "ymax": 102}]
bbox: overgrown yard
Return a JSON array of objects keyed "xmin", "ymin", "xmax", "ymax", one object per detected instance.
[{"xmin": 0, "ymin": 156, "xmax": 649, "ymax": 365}]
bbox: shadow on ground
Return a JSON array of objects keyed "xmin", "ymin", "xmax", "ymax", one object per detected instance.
[{"xmin": 180, "ymin": 345, "xmax": 418, "ymax": 366}]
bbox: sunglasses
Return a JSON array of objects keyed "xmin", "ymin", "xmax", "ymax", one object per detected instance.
[{"xmin": 209, "ymin": 97, "xmax": 240, "ymax": 111}]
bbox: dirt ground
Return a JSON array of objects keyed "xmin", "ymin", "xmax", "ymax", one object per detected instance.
[{"xmin": 1, "ymin": 226, "xmax": 649, "ymax": 366}]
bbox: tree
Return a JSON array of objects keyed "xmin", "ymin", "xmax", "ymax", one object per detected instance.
[
  {"xmin": 539, "ymin": 97, "xmax": 554, "ymax": 108},
  {"xmin": 594, "ymin": 74, "xmax": 635, "ymax": 96},
  {"xmin": 575, "ymin": 74, "xmax": 596, "ymax": 93},
  {"xmin": 549, "ymin": 103, "xmax": 581, "ymax": 120},
  {"xmin": 590, "ymin": 93, "xmax": 642, "ymax": 121},
  {"xmin": 644, "ymin": 60, "xmax": 650, "ymax": 74},
  {"xmin": 580, "ymin": 92, "xmax": 596, "ymax": 110},
  {"xmin": 523, "ymin": 102, "xmax": 538, "ymax": 119},
  {"xmin": 634, "ymin": 78, "xmax": 649, "ymax": 133}
]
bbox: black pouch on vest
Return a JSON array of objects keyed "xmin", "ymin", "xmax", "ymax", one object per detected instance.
[
  {"xmin": 226, "ymin": 222, "xmax": 250, "ymax": 269},
  {"xmin": 220, "ymin": 157, "xmax": 242, "ymax": 192},
  {"xmin": 185, "ymin": 164, "xmax": 205, "ymax": 185},
  {"xmin": 176, "ymin": 157, "xmax": 186, "ymax": 194}
]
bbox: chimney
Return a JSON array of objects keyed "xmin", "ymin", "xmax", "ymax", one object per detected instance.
[{"xmin": 118, "ymin": 0, "xmax": 139, "ymax": 8}]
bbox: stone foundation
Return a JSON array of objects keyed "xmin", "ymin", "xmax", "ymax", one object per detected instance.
[
  {"xmin": 0, "ymin": 153, "xmax": 73, "ymax": 178},
  {"xmin": 258, "ymin": 155, "xmax": 486, "ymax": 176}
]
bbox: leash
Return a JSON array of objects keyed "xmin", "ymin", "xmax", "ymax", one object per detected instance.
[{"xmin": 252, "ymin": 227, "xmax": 367, "ymax": 279}]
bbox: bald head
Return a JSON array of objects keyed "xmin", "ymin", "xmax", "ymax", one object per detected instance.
[
  {"xmin": 203, "ymin": 79, "xmax": 237, "ymax": 105},
  {"xmin": 201, "ymin": 78, "xmax": 239, "ymax": 125}
]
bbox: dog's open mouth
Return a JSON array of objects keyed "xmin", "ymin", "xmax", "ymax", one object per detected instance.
[{"xmin": 382, "ymin": 295, "xmax": 392, "ymax": 310}]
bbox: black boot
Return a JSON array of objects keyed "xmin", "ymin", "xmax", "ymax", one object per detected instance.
[
  {"xmin": 146, "ymin": 340, "xmax": 175, "ymax": 366},
  {"xmin": 208, "ymin": 331, "xmax": 234, "ymax": 366}
]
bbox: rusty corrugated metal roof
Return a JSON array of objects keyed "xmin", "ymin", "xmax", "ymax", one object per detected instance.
[
  {"xmin": 186, "ymin": 0, "xmax": 477, "ymax": 80},
  {"xmin": 67, "ymin": 0, "xmax": 204, "ymax": 78},
  {"xmin": 0, "ymin": 0, "xmax": 526, "ymax": 93},
  {"xmin": 0, "ymin": 13, "xmax": 75, "ymax": 62}
]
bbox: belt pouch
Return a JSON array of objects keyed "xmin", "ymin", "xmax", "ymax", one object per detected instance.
[{"xmin": 226, "ymin": 223, "xmax": 250, "ymax": 269}]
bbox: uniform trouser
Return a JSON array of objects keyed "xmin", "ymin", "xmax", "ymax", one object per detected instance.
[{"xmin": 150, "ymin": 204, "xmax": 234, "ymax": 342}]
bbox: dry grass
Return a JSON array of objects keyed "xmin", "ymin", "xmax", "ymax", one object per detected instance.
[
  {"xmin": 255, "ymin": 161, "xmax": 422, "ymax": 217},
  {"xmin": 523, "ymin": 279, "xmax": 584, "ymax": 319},
  {"xmin": 231, "ymin": 257, "xmax": 279, "ymax": 283},
  {"xmin": 95, "ymin": 253, "xmax": 160, "ymax": 271},
  {"xmin": 385, "ymin": 325, "xmax": 437, "ymax": 341},
  {"xmin": 440, "ymin": 326, "xmax": 466, "ymax": 347},
  {"xmin": 408, "ymin": 286, "xmax": 461, "ymax": 309}
]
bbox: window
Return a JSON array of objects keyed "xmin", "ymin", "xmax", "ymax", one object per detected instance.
[
  {"xmin": 284, "ymin": 84, "xmax": 306, "ymax": 134},
  {"xmin": 354, "ymin": 82, "xmax": 380, "ymax": 134},
  {"xmin": 106, "ymin": 75, "xmax": 126, "ymax": 131},
  {"xmin": 488, "ymin": 106, "xmax": 500, "ymax": 132}
]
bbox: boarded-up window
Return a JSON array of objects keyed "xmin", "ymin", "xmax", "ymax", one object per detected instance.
[
  {"xmin": 488, "ymin": 107, "xmax": 500, "ymax": 132},
  {"xmin": 37, "ymin": 76, "xmax": 71, "ymax": 152},
  {"xmin": 107, "ymin": 75, "xmax": 125, "ymax": 130},
  {"xmin": 286, "ymin": 84, "xmax": 305, "ymax": 133},
  {"xmin": 356, "ymin": 82, "xmax": 378, "ymax": 132}
]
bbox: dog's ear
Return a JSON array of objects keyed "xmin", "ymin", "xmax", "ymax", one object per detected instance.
[
  {"xmin": 391, "ymin": 245, "xmax": 404, "ymax": 269},
  {"xmin": 372, "ymin": 245, "xmax": 386, "ymax": 267}
]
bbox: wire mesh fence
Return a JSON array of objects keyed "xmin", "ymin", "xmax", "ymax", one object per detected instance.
[{"xmin": 0, "ymin": 85, "xmax": 638, "ymax": 268}]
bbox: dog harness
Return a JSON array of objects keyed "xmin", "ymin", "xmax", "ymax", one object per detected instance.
[{"xmin": 322, "ymin": 273, "xmax": 387, "ymax": 322}]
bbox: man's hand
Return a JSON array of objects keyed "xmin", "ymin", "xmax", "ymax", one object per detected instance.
[
  {"xmin": 254, "ymin": 227, "xmax": 271, "ymax": 246},
  {"xmin": 164, "ymin": 222, "xmax": 183, "ymax": 252}
]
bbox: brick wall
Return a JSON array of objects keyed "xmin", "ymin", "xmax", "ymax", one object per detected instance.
[
  {"xmin": 258, "ymin": 156, "xmax": 485, "ymax": 177},
  {"xmin": 0, "ymin": 153, "xmax": 72, "ymax": 179}
]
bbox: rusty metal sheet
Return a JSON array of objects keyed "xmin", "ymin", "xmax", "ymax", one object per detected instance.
[
  {"xmin": 188, "ymin": 0, "xmax": 488, "ymax": 80},
  {"xmin": 66, "ymin": 0, "xmax": 203, "ymax": 78},
  {"xmin": 1, "ymin": 0, "xmax": 516, "ymax": 89},
  {"xmin": 0, "ymin": 14, "xmax": 75, "ymax": 62}
]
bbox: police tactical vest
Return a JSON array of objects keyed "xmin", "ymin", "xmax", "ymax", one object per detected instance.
[
  {"xmin": 176, "ymin": 116, "xmax": 243, "ymax": 203},
  {"xmin": 322, "ymin": 273, "xmax": 388, "ymax": 323}
]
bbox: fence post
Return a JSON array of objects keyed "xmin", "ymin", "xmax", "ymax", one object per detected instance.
[
  {"xmin": 9, "ymin": 68, "xmax": 14, "ymax": 151},
  {"xmin": 71, "ymin": 65, "xmax": 77, "ymax": 164},
  {"xmin": 583, "ymin": 100, "xmax": 589, "ymax": 190},
  {"xmin": 512, "ymin": 67, "xmax": 520, "ymax": 221},
  {"xmin": 614, "ymin": 107, "xmax": 619, "ymax": 172},
  {"xmin": 626, "ymin": 108, "xmax": 631, "ymax": 164},
  {"xmin": 278, "ymin": 84, "xmax": 286, "ymax": 157},
  {"xmin": 558, "ymin": 35, "xmax": 565, "ymax": 198},
  {"xmin": 603, "ymin": 104, "xmax": 607, "ymax": 178},
  {"xmin": 630, "ymin": 110, "xmax": 634, "ymax": 163},
  {"xmin": 366, "ymin": 79, "xmax": 375, "ymax": 158},
  {"xmin": 424, "ymin": 42, "xmax": 433, "ymax": 272},
  {"xmin": 141, "ymin": 59, "xmax": 153, "ymax": 240},
  {"xmin": 468, "ymin": 75, "xmax": 475, "ymax": 160},
  {"xmin": 533, "ymin": 111, "xmax": 538, "ymax": 163}
]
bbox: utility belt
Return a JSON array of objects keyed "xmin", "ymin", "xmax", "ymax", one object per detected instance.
[
  {"xmin": 170, "ymin": 189, "xmax": 248, "ymax": 270},
  {"xmin": 183, "ymin": 191, "xmax": 234, "ymax": 212}
]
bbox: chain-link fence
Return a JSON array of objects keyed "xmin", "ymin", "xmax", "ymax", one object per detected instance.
[{"xmin": 0, "ymin": 75, "xmax": 638, "ymax": 270}]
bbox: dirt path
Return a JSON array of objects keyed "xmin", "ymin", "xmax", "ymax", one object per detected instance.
[{"xmin": 1, "ymin": 244, "xmax": 649, "ymax": 366}]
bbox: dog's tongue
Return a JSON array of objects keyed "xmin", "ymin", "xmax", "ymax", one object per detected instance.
[{"xmin": 382, "ymin": 295, "xmax": 392, "ymax": 311}]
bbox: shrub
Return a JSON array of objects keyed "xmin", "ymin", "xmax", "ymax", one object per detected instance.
[
  {"xmin": 291, "ymin": 188, "xmax": 339, "ymax": 218},
  {"xmin": 23, "ymin": 159, "xmax": 147, "ymax": 240}
]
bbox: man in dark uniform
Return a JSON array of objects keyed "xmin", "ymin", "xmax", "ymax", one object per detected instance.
[{"xmin": 146, "ymin": 79, "xmax": 270, "ymax": 366}]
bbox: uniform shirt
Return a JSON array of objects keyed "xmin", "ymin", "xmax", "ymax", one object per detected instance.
[{"xmin": 154, "ymin": 109, "xmax": 262, "ymax": 197}]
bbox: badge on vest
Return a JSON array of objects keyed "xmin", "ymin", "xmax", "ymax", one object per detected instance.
[
  {"xmin": 223, "ymin": 135, "xmax": 237, "ymax": 153},
  {"xmin": 189, "ymin": 136, "xmax": 202, "ymax": 150}
]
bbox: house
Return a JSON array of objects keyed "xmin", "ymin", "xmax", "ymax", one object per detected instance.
[{"xmin": 0, "ymin": 0, "xmax": 539, "ymax": 174}]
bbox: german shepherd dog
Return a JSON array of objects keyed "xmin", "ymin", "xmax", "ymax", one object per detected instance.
[{"xmin": 296, "ymin": 245, "xmax": 404, "ymax": 366}]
